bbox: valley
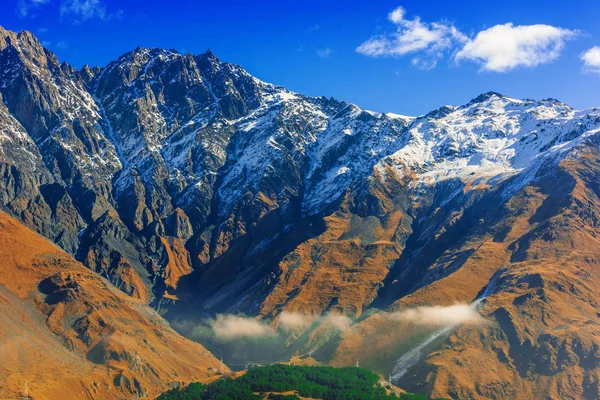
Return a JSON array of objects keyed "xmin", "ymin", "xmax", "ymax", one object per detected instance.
[{"xmin": 1, "ymin": 25, "xmax": 600, "ymax": 399}]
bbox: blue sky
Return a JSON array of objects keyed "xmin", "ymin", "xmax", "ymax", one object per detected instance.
[{"xmin": 4, "ymin": 0, "xmax": 600, "ymax": 115}]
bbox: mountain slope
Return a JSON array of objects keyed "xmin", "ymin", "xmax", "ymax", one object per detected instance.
[
  {"xmin": 0, "ymin": 211, "xmax": 224, "ymax": 399},
  {"xmin": 2, "ymin": 26, "xmax": 600, "ymax": 399},
  {"xmin": 324, "ymin": 135, "xmax": 600, "ymax": 399}
]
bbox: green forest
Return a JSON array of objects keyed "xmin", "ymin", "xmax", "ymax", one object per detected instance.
[{"xmin": 156, "ymin": 364, "xmax": 442, "ymax": 400}]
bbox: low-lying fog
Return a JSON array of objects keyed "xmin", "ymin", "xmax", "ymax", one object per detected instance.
[{"xmin": 171, "ymin": 303, "xmax": 485, "ymax": 370}]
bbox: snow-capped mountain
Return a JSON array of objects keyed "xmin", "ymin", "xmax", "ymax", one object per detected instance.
[
  {"xmin": 4, "ymin": 26, "xmax": 600, "ymax": 399},
  {"xmin": 2, "ymin": 26, "xmax": 600, "ymax": 306},
  {"xmin": 384, "ymin": 93, "xmax": 600, "ymax": 189}
]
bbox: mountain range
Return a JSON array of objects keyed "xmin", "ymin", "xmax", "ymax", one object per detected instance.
[{"xmin": 1, "ymin": 26, "xmax": 600, "ymax": 399}]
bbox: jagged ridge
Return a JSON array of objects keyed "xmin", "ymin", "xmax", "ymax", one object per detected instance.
[{"xmin": 2, "ymin": 26, "xmax": 600, "ymax": 399}]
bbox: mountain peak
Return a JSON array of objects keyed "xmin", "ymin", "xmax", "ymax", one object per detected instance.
[
  {"xmin": 203, "ymin": 48, "xmax": 218, "ymax": 60},
  {"xmin": 468, "ymin": 91, "xmax": 506, "ymax": 105},
  {"xmin": 197, "ymin": 48, "xmax": 221, "ymax": 66},
  {"xmin": 0, "ymin": 26, "xmax": 18, "ymax": 42},
  {"xmin": 0, "ymin": 26, "xmax": 38, "ymax": 51},
  {"xmin": 424, "ymin": 104, "xmax": 457, "ymax": 119},
  {"xmin": 117, "ymin": 46, "xmax": 174, "ymax": 62},
  {"xmin": 0, "ymin": 26, "xmax": 54, "ymax": 71}
]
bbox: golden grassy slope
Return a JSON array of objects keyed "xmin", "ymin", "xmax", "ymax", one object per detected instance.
[
  {"xmin": 326, "ymin": 146, "xmax": 600, "ymax": 399},
  {"xmin": 0, "ymin": 211, "xmax": 225, "ymax": 399}
]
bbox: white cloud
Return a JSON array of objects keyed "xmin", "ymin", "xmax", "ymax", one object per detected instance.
[
  {"xmin": 278, "ymin": 312, "xmax": 314, "ymax": 330},
  {"xmin": 356, "ymin": 6, "xmax": 466, "ymax": 68},
  {"xmin": 317, "ymin": 48, "xmax": 332, "ymax": 58},
  {"xmin": 581, "ymin": 46, "xmax": 600, "ymax": 74},
  {"xmin": 389, "ymin": 304, "xmax": 484, "ymax": 327},
  {"xmin": 56, "ymin": 41, "xmax": 68, "ymax": 49},
  {"xmin": 456, "ymin": 23, "xmax": 578, "ymax": 72},
  {"xmin": 16, "ymin": 0, "xmax": 50, "ymax": 18},
  {"xmin": 277, "ymin": 311, "xmax": 351, "ymax": 332},
  {"xmin": 388, "ymin": 7, "xmax": 406, "ymax": 24},
  {"xmin": 185, "ymin": 305, "xmax": 480, "ymax": 343},
  {"xmin": 60, "ymin": 0, "xmax": 123, "ymax": 23},
  {"xmin": 175, "ymin": 310, "xmax": 353, "ymax": 342},
  {"xmin": 358, "ymin": 6, "xmax": 579, "ymax": 72},
  {"xmin": 211, "ymin": 314, "xmax": 277, "ymax": 340},
  {"xmin": 323, "ymin": 313, "xmax": 352, "ymax": 331}
]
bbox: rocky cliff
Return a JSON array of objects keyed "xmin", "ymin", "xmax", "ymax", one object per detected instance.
[{"xmin": 2, "ymin": 26, "xmax": 600, "ymax": 399}]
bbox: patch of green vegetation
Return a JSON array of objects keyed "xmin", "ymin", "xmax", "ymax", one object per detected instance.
[{"xmin": 157, "ymin": 364, "xmax": 445, "ymax": 400}]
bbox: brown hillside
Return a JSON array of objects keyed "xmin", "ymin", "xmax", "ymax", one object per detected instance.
[
  {"xmin": 327, "ymin": 144, "xmax": 600, "ymax": 399},
  {"xmin": 0, "ymin": 211, "xmax": 225, "ymax": 399}
]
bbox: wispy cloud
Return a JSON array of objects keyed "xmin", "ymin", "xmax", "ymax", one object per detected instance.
[
  {"xmin": 174, "ymin": 310, "xmax": 353, "ymax": 341},
  {"xmin": 211, "ymin": 314, "xmax": 277, "ymax": 340},
  {"xmin": 16, "ymin": 0, "xmax": 51, "ymax": 18},
  {"xmin": 317, "ymin": 47, "xmax": 332, "ymax": 58},
  {"xmin": 322, "ymin": 313, "xmax": 351, "ymax": 330},
  {"xmin": 277, "ymin": 311, "xmax": 350, "ymax": 331},
  {"xmin": 60, "ymin": 0, "xmax": 123, "ymax": 23},
  {"xmin": 56, "ymin": 40, "xmax": 68, "ymax": 49},
  {"xmin": 456, "ymin": 23, "xmax": 578, "ymax": 72},
  {"xmin": 356, "ymin": 6, "xmax": 466, "ymax": 69},
  {"xmin": 38, "ymin": 27, "xmax": 49, "ymax": 33},
  {"xmin": 308, "ymin": 24, "xmax": 321, "ymax": 32},
  {"xmin": 357, "ymin": 6, "xmax": 579, "ymax": 72},
  {"xmin": 207, "ymin": 312, "xmax": 350, "ymax": 340},
  {"xmin": 278, "ymin": 312, "xmax": 314, "ymax": 330},
  {"xmin": 387, "ymin": 304, "xmax": 484, "ymax": 327},
  {"xmin": 581, "ymin": 46, "xmax": 600, "ymax": 74}
]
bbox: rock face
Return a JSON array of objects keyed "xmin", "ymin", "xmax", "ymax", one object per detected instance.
[
  {"xmin": 0, "ymin": 211, "xmax": 224, "ymax": 400},
  {"xmin": 322, "ymin": 138, "xmax": 600, "ymax": 400},
  {"xmin": 2, "ymin": 26, "xmax": 600, "ymax": 399}
]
